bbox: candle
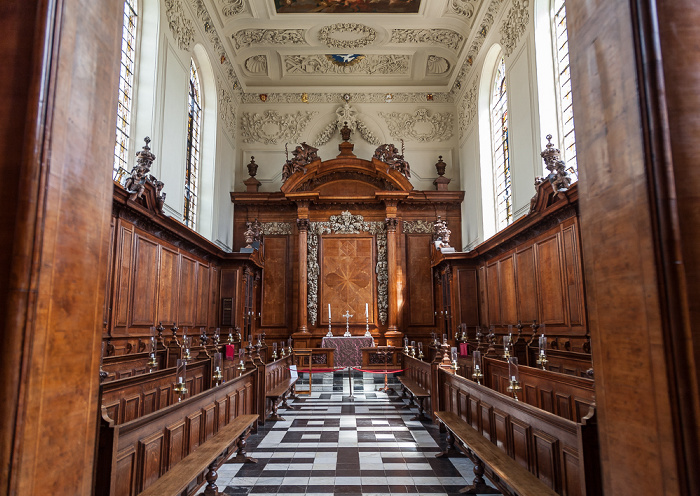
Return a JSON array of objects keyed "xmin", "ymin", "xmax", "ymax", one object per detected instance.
[
  {"xmin": 511, "ymin": 375, "xmax": 516, "ymax": 381},
  {"xmin": 328, "ymin": 303, "xmax": 331, "ymax": 321},
  {"xmin": 365, "ymin": 303, "xmax": 368, "ymax": 318},
  {"xmin": 178, "ymin": 376, "xmax": 183, "ymax": 383}
]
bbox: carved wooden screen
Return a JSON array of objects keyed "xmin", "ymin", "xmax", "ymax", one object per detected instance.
[{"xmin": 320, "ymin": 236, "xmax": 375, "ymax": 325}]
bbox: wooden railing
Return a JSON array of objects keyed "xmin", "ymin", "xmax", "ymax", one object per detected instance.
[
  {"xmin": 360, "ymin": 346, "xmax": 401, "ymax": 370},
  {"xmin": 438, "ymin": 368, "xmax": 601, "ymax": 495},
  {"xmin": 95, "ymin": 368, "xmax": 257, "ymax": 496}
]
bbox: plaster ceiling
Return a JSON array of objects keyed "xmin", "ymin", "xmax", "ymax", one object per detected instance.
[{"xmin": 211, "ymin": 0, "xmax": 489, "ymax": 93}]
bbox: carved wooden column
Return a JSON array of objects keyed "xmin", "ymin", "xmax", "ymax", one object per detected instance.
[
  {"xmin": 384, "ymin": 217, "xmax": 403, "ymax": 346},
  {"xmin": 296, "ymin": 218, "xmax": 310, "ymax": 336}
]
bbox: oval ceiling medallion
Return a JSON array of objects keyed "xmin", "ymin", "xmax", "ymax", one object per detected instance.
[{"xmin": 318, "ymin": 23, "xmax": 377, "ymax": 49}]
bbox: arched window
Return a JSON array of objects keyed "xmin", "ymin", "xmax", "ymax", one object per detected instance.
[
  {"xmin": 113, "ymin": 0, "xmax": 138, "ymax": 182},
  {"xmin": 184, "ymin": 59, "xmax": 202, "ymax": 229},
  {"xmin": 491, "ymin": 55, "xmax": 512, "ymax": 231},
  {"xmin": 553, "ymin": 0, "xmax": 577, "ymax": 180}
]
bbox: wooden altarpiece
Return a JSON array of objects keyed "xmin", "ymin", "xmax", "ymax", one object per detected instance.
[{"xmin": 231, "ymin": 139, "xmax": 464, "ymax": 348}]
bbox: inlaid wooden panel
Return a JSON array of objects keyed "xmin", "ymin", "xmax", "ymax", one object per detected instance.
[
  {"xmin": 486, "ymin": 263, "xmax": 500, "ymax": 324},
  {"xmin": 165, "ymin": 420, "xmax": 185, "ymax": 470},
  {"xmin": 533, "ymin": 431, "xmax": 560, "ymax": 490},
  {"xmin": 406, "ymin": 234, "xmax": 434, "ymax": 326},
  {"xmin": 196, "ymin": 263, "xmax": 210, "ymax": 326},
  {"xmin": 138, "ymin": 431, "xmax": 164, "ymax": 493},
  {"xmin": 499, "ymin": 256, "xmax": 517, "ymax": 323},
  {"xmin": 131, "ymin": 236, "xmax": 158, "ymax": 325},
  {"xmin": 115, "ymin": 447, "xmax": 136, "ymax": 496},
  {"xmin": 179, "ymin": 256, "xmax": 197, "ymax": 326},
  {"xmin": 456, "ymin": 267, "xmax": 479, "ymax": 326},
  {"xmin": 320, "ymin": 236, "xmax": 374, "ymax": 324},
  {"xmin": 562, "ymin": 225, "xmax": 583, "ymax": 326},
  {"xmin": 262, "ymin": 236, "xmax": 288, "ymax": 327},
  {"xmin": 116, "ymin": 227, "xmax": 134, "ymax": 327},
  {"xmin": 515, "ymin": 246, "xmax": 537, "ymax": 323},
  {"xmin": 156, "ymin": 247, "xmax": 179, "ymax": 326},
  {"xmin": 536, "ymin": 236, "xmax": 565, "ymax": 325}
]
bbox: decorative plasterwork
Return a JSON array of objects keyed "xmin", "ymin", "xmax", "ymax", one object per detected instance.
[
  {"xmin": 244, "ymin": 55, "xmax": 268, "ymax": 75},
  {"xmin": 261, "ymin": 222, "xmax": 293, "ymax": 235},
  {"xmin": 390, "ymin": 29, "xmax": 463, "ymax": 51},
  {"xmin": 500, "ymin": 0, "xmax": 530, "ymax": 56},
  {"xmin": 240, "ymin": 110, "xmax": 317, "ymax": 144},
  {"xmin": 190, "ymin": 0, "xmax": 241, "ymax": 91},
  {"xmin": 379, "ymin": 109, "xmax": 454, "ymax": 142},
  {"xmin": 164, "ymin": 0, "xmax": 195, "ymax": 50},
  {"xmin": 284, "ymin": 54, "xmax": 410, "ymax": 75},
  {"xmin": 459, "ymin": 79, "xmax": 478, "ymax": 134},
  {"xmin": 318, "ymin": 23, "xmax": 377, "ymax": 49},
  {"xmin": 240, "ymin": 91, "xmax": 453, "ymax": 104},
  {"xmin": 218, "ymin": 81, "xmax": 236, "ymax": 139},
  {"xmin": 450, "ymin": 0, "xmax": 481, "ymax": 18},
  {"xmin": 450, "ymin": 0, "xmax": 505, "ymax": 95},
  {"xmin": 232, "ymin": 29, "xmax": 307, "ymax": 50},
  {"xmin": 427, "ymin": 55, "xmax": 451, "ymax": 75},
  {"xmin": 307, "ymin": 212, "xmax": 388, "ymax": 326},
  {"xmin": 219, "ymin": 0, "xmax": 244, "ymax": 17},
  {"xmin": 314, "ymin": 103, "xmax": 381, "ymax": 147},
  {"xmin": 402, "ymin": 220, "xmax": 434, "ymax": 234}
]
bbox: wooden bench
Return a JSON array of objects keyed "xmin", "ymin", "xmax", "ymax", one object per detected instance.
[
  {"xmin": 435, "ymin": 411, "xmax": 559, "ymax": 496},
  {"xmin": 397, "ymin": 376, "xmax": 430, "ymax": 421},
  {"xmin": 139, "ymin": 413, "xmax": 258, "ymax": 496},
  {"xmin": 266, "ymin": 377, "xmax": 298, "ymax": 421}
]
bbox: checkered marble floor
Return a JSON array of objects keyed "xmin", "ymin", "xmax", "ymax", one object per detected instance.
[{"xmin": 209, "ymin": 380, "xmax": 500, "ymax": 496}]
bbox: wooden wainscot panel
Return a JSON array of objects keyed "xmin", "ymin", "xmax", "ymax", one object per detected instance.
[
  {"xmin": 228, "ymin": 391, "xmax": 238, "ymax": 421},
  {"xmin": 143, "ymin": 389, "xmax": 158, "ymax": 416},
  {"xmin": 556, "ymin": 393, "xmax": 573, "ymax": 420},
  {"xmin": 203, "ymin": 402, "xmax": 216, "ymax": 442},
  {"xmin": 515, "ymin": 245, "xmax": 538, "ymax": 323},
  {"xmin": 187, "ymin": 410, "xmax": 203, "ymax": 454},
  {"xmin": 493, "ymin": 408, "xmax": 511, "ymax": 454},
  {"xmin": 406, "ymin": 234, "xmax": 434, "ymax": 326},
  {"xmin": 122, "ymin": 394, "xmax": 141, "ymax": 423},
  {"xmin": 535, "ymin": 235, "xmax": 566, "ymax": 326},
  {"xmin": 486, "ymin": 263, "xmax": 500, "ymax": 324},
  {"xmin": 469, "ymin": 396, "xmax": 480, "ymax": 430},
  {"xmin": 532, "ymin": 430, "xmax": 561, "ymax": 491},
  {"xmin": 456, "ymin": 267, "xmax": 479, "ymax": 326},
  {"xmin": 262, "ymin": 236, "xmax": 288, "ymax": 327},
  {"xmin": 479, "ymin": 402, "xmax": 494, "ymax": 442},
  {"xmin": 561, "ymin": 224, "xmax": 584, "ymax": 326},
  {"xmin": 208, "ymin": 266, "xmax": 220, "ymax": 329},
  {"xmin": 498, "ymin": 255, "xmax": 517, "ymax": 324},
  {"xmin": 562, "ymin": 446, "xmax": 583, "ymax": 496},
  {"xmin": 510, "ymin": 418, "xmax": 532, "ymax": 471},
  {"xmin": 179, "ymin": 256, "xmax": 198, "ymax": 326},
  {"xmin": 196, "ymin": 263, "xmax": 210, "ymax": 326},
  {"xmin": 115, "ymin": 446, "xmax": 137, "ymax": 496},
  {"xmin": 216, "ymin": 398, "xmax": 228, "ymax": 430},
  {"xmin": 157, "ymin": 246, "xmax": 180, "ymax": 326},
  {"xmin": 115, "ymin": 226, "xmax": 134, "ymax": 328},
  {"xmin": 131, "ymin": 235, "xmax": 158, "ymax": 326},
  {"xmin": 137, "ymin": 431, "xmax": 164, "ymax": 493},
  {"xmin": 458, "ymin": 390, "xmax": 469, "ymax": 422},
  {"xmin": 165, "ymin": 420, "xmax": 186, "ymax": 471}
]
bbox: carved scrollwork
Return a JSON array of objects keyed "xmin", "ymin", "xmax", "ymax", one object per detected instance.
[
  {"xmin": 306, "ymin": 212, "xmax": 388, "ymax": 325},
  {"xmin": 124, "ymin": 137, "xmax": 166, "ymax": 210},
  {"xmin": 232, "ymin": 28, "xmax": 307, "ymax": 49},
  {"xmin": 282, "ymin": 142, "xmax": 319, "ymax": 183},
  {"xmin": 284, "ymin": 54, "xmax": 410, "ymax": 75},
  {"xmin": 500, "ymin": 0, "xmax": 530, "ymax": 56},
  {"xmin": 164, "ymin": 0, "xmax": 195, "ymax": 50},
  {"xmin": 240, "ymin": 110, "xmax": 317, "ymax": 145},
  {"xmin": 390, "ymin": 28, "xmax": 464, "ymax": 51},
  {"xmin": 374, "ymin": 143, "xmax": 411, "ymax": 179},
  {"xmin": 261, "ymin": 222, "xmax": 293, "ymax": 235},
  {"xmin": 402, "ymin": 220, "xmax": 434, "ymax": 234},
  {"xmin": 379, "ymin": 108, "xmax": 454, "ymax": 142},
  {"xmin": 219, "ymin": 0, "xmax": 244, "ymax": 17},
  {"xmin": 318, "ymin": 23, "xmax": 376, "ymax": 49}
]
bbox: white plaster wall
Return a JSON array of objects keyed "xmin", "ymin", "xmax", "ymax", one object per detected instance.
[{"xmin": 214, "ymin": 127, "xmax": 235, "ymax": 251}]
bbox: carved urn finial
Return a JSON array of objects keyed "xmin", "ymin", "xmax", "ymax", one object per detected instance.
[
  {"xmin": 135, "ymin": 136, "xmax": 156, "ymax": 171},
  {"xmin": 540, "ymin": 134, "xmax": 560, "ymax": 173},
  {"xmin": 540, "ymin": 134, "xmax": 572, "ymax": 194},
  {"xmin": 433, "ymin": 155, "xmax": 451, "ymax": 191},
  {"xmin": 340, "ymin": 121, "xmax": 352, "ymax": 142},
  {"xmin": 435, "ymin": 155, "xmax": 446, "ymax": 176},
  {"xmin": 247, "ymin": 156, "xmax": 258, "ymax": 177}
]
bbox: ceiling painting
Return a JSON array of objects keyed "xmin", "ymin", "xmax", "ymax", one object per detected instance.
[{"xmin": 274, "ymin": 0, "xmax": 421, "ymax": 14}]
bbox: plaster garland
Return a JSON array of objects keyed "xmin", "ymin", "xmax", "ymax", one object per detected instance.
[
  {"xmin": 379, "ymin": 108, "xmax": 454, "ymax": 142},
  {"xmin": 164, "ymin": 0, "xmax": 195, "ymax": 50},
  {"xmin": 218, "ymin": 81, "xmax": 236, "ymax": 139},
  {"xmin": 307, "ymin": 212, "xmax": 388, "ymax": 325},
  {"xmin": 239, "ymin": 91, "xmax": 453, "ymax": 104},
  {"xmin": 219, "ymin": 0, "xmax": 244, "ymax": 17},
  {"xmin": 500, "ymin": 0, "xmax": 530, "ymax": 56},
  {"xmin": 318, "ymin": 23, "xmax": 377, "ymax": 49},
  {"xmin": 450, "ymin": 0, "xmax": 482, "ymax": 18},
  {"xmin": 284, "ymin": 54, "xmax": 410, "ymax": 75},
  {"xmin": 232, "ymin": 28, "xmax": 307, "ymax": 50},
  {"xmin": 240, "ymin": 110, "xmax": 316, "ymax": 144},
  {"xmin": 459, "ymin": 78, "xmax": 478, "ymax": 135},
  {"xmin": 390, "ymin": 29, "xmax": 464, "ymax": 51}
]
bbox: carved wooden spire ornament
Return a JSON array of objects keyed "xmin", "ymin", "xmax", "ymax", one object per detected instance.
[{"xmin": 123, "ymin": 137, "xmax": 166, "ymax": 210}]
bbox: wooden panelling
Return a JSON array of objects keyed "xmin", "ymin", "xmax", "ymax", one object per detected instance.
[
  {"xmin": 406, "ymin": 235, "xmax": 434, "ymax": 326},
  {"xmin": 515, "ymin": 246, "xmax": 537, "ymax": 323},
  {"xmin": 138, "ymin": 432, "xmax": 164, "ymax": 493},
  {"xmin": 131, "ymin": 236, "xmax": 158, "ymax": 326},
  {"xmin": 156, "ymin": 247, "xmax": 179, "ymax": 325},
  {"xmin": 561, "ymin": 226, "xmax": 583, "ymax": 326},
  {"xmin": 486, "ymin": 263, "xmax": 500, "ymax": 324},
  {"xmin": 261, "ymin": 236, "xmax": 288, "ymax": 327},
  {"xmin": 116, "ymin": 228, "xmax": 134, "ymax": 327},
  {"xmin": 456, "ymin": 267, "xmax": 479, "ymax": 326},
  {"xmin": 115, "ymin": 448, "xmax": 136, "ymax": 496},
  {"xmin": 536, "ymin": 236, "xmax": 565, "ymax": 325},
  {"xmin": 499, "ymin": 256, "xmax": 517, "ymax": 323},
  {"xmin": 196, "ymin": 263, "xmax": 209, "ymax": 327},
  {"xmin": 165, "ymin": 421, "xmax": 185, "ymax": 470},
  {"xmin": 179, "ymin": 257, "xmax": 197, "ymax": 327}
]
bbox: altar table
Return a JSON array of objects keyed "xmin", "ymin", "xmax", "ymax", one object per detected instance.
[{"xmin": 321, "ymin": 336, "xmax": 374, "ymax": 367}]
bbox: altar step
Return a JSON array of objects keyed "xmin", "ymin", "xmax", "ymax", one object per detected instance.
[{"xmin": 294, "ymin": 371, "xmax": 401, "ymax": 393}]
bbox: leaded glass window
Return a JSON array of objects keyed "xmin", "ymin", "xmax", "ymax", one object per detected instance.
[
  {"xmin": 491, "ymin": 56, "xmax": 512, "ymax": 231},
  {"xmin": 113, "ymin": 0, "xmax": 138, "ymax": 182},
  {"xmin": 184, "ymin": 60, "xmax": 202, "ymax": 229},
  {"xmin": 554, "ymin": 0, "xmax": 577, "ymax": 181}
]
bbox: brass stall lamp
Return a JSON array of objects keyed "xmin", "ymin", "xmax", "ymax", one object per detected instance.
[
  {"xmin": 537, "ymin": 334, "xmax": 548, "ymax": 370},
  {"xmin": 472, "ymin": 351, "xmax": 483, "ymax": 385},
  {"xmin": 506, "ymin": 357, "xmax": 522, "ymax": 401},
  {"xmin": 174, "ymin": 359, "xmax": 188, "ymax": 402},
  {"xmin": 147, "ymin": 326, "xmax": 158, "ymax": 370}
]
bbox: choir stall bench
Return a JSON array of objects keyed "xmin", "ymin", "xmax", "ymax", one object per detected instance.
[
  {"xmin": 266, "ymin": 376, "xmax": 298, "ymax": 421},
  {"xmin": 435, "ymin": 411, "xmax": 559, "ymax": 496},
  {"xmin": 138, "ymin": 414, "xmax": 258, "ymax": 496},
  {"xmin": 397, "ymin": 375, "xmax": 430, "ymax": 421}
]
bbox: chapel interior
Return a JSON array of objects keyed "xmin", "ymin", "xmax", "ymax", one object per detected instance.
[{"xmin": 1, "ymin": 0, "xmax": 699, "ymax": 495}]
